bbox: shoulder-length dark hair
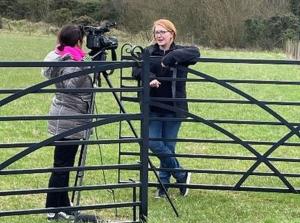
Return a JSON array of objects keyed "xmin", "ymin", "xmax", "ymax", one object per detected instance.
[{"xmin": 57, "ymin": 25, "xmax": 84, "ymax": 51}]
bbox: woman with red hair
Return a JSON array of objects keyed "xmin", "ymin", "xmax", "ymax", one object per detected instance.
[{"xmin": 133, "ymin": 19, "xmax": 200, "ymax": 198}]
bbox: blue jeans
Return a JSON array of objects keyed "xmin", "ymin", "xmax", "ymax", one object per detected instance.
[{"xmin": 149, "ymin": 112, "xmax": 186, "ymax": 187}]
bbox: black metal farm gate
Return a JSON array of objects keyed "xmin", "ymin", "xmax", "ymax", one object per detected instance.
[{"xmin": 1, "ymin": 44, "xmax": 300, "ymax": 222}]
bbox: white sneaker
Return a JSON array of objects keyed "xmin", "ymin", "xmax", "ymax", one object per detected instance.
[
  {"xmin": 47, "ymin": 211, "xmax": 75, "ymax": 221},
  {"xmin": 179, "ymin": 172, "xmax": 191, "ymax": 196}
]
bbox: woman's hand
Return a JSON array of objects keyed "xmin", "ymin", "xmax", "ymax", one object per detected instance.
[{"xmin": 149, "ymin": 79, "xmax": 161, "ymax": 88}]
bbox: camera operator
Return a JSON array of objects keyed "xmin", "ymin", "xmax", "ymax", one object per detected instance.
[
  {"xmin": 132, "ymin": 19, "xmax": 200, "ymax": 199},
  {"xmin": 41, "ymin": 24, "xmax": 93, "ymax": 221}
]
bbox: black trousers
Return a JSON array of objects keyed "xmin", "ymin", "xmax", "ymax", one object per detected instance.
[{"xmin": 46, "ymin": 139, "xmax": 79, "ymax": 209}]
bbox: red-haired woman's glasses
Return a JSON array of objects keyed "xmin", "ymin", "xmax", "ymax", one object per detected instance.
[{"xmin": 154, "ymin": 30, "xmax": 169, "ymax": 36}]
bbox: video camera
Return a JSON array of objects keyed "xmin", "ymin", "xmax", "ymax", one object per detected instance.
[
  {"xmin": 83, "ymin": 21, "xmax": 118, "ymax": 51},
  {"xmin": 82, "ymin": 21, "xmax": 118, "ymax": 79}
]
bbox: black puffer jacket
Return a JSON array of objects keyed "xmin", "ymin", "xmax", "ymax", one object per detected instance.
[{"xmin": 133, "ymin": 43, "xmax": 200, "ymax": 116}]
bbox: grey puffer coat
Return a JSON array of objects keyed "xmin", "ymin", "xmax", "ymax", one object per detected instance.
[{"xmin": 42, "ymin": 51, "xmax": 93, "ymax": 139}]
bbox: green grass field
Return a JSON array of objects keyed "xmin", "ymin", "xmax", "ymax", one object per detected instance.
[{"xmin": 1, "ymin": 30, "xmax": 300, "ymax": 223}]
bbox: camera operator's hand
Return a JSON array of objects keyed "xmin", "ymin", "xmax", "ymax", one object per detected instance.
[{"xmin": 149, "ymin": 79, "xmax": 161, "ymax": 88}]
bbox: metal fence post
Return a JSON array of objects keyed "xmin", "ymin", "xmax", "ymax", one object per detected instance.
[{"xmin": 140, "ymin": 49, "xmax": 150, "ymax": 222}]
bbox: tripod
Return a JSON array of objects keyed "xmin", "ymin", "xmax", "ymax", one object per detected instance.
[
  {"xmin": 70, "ymin": 48, "xmax": 111, "ymax": 223},
  {"xmin": 71, "ymin": 46, "xmax": 179, "ymax": 222}
]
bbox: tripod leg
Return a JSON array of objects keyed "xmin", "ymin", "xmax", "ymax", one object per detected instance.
[
  {"xmin": 71, "ymin": 144, "xmax": 85, "ymax": 203},
  {"xmin": 71, "ymin": 79, "xmax": 97, "ymax": 211}
]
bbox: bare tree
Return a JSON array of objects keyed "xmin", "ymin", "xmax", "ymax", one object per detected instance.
[{"xmin": 117, "ymin": 0, "xmax": 291, "ymax": 47}]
